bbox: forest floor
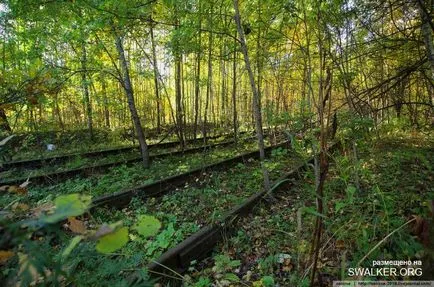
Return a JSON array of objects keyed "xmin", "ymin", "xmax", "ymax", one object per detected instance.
[
  {"xmin": 181, "ymin": 129, "xmax": 433, "ymax": 286},
  {"xmin": 1, "ymin": 128, "xmax": 432, "ymax": 287}
]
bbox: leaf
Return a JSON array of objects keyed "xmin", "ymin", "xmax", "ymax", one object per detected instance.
[
  {"xmin": 0, "ymin": 250, "xmax": 14, "ymax": 265},
  {"xmin": 0, "ymin": 185, "xmax": 27, "ymax": 195},
  {"xmin": 11, "ymin": 185, "xmax": 28, "ymax": 195},
  {"xmin": 68, "ymin": 217, "xmax": 87, "ymax": 234},
  {"xmin": 346, "ymin": 185, "xmax": 356, "ymax": 203},
  {"xmin": 41, "ymin": 194, "xmax": 92, "ymax": 224},
  {"xmin": 133, "ymin": 215, "xmax": 161, "ymax": 238},
  {"xmin": 335, "ymin": 201, "xmax": 346, "ymax": 213},
  {"xmin": 302, "ymin": 207, "xmax": 327, "ymax": 218},
  {"xmin": 96, "ymin": 227, "xmax": 129, "ymax": 254},
  {"xmin": 336, "ymin": 240, "xmax": 345, "ymax": 249},
  {"xmin": 62, "ymin": 236, "xmax": 82, "ymax": 258},
  {"xmin": 12, "ymin": 203, "xmax": 29, "ymax": 212},
  {"xmin": 261, "ymin": 275, "xmax": 275, "ymax": 287},
  {"xmin": 223, "ymin": 273, "xmax": 240, "ymax": 282}
]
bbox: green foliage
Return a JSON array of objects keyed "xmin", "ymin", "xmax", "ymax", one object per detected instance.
[
  {"xmin": 213, "ymin": 254, "xmax": 241, "ymax": 273},
  {"xmin": 41, "ymin": 193, "xmax": 91, "ymax": 224},
  {"xmin": 133, "ymin": 215, "xmax": 162, "ymax": 238},
  {"xmin": 1, "ymin": 190, "xmax": 163, "ymax": 285},
  {"xmin": 96, "ymin": 226, "xmax": 129, "ymax": 254},
  {"xmin": 270, "ymin": 147, "xmax": 288, "ymax": 159},
  {"xmin": 261, "ymin": 275, "xmax": 275, "ymax": 287},
  {"xmin": 192, "ymin": 277, "xmax": 212, "ymax": 287},
  {"xmin": 337, "ymin": 111, "xmax": 374, "ymax": 147},
  {"xmin": 62, "ymin": 235, "xmax": 83, "ymax": 258}
]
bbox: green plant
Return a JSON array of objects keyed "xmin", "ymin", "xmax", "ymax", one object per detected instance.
[{"xmin": 1, "ymin": 193, "xmax": 162, "ymax": 286}]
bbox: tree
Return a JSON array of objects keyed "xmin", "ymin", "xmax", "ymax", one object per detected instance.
[
  {"xmin": 233, "ymin": 0, "xmax": 270, "ymax": 190},
  {"xmin": 113, "ymin": 24, "xmax": 150, "ymax": 168}
]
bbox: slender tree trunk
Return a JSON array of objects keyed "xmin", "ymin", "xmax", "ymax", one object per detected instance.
[
  {"xmin": 220, "ymin": 43, "xmax": 227, "ymax": 126},
  {"xmin": 101, "ymin": 78, "xmax": 110, "ymax": 128},
  {"xmin": 54, "ymin": 93, "xmax": 64, "ymax": 131},
  {"xmin": 203, "ymin": 5, "xmax": 214, "ymax": 144},
  {"xmin": 175, "ymin": 50, "xmax": 185, "ymax": 149},
  {"xmin": 232, "ymin": 35, "xmax": 238, "ymax": 143},
  {"xmin": 193, "ymin": 32, "xmax": 201, "ymax": 139},
  {"xmin": 114, "ymin": 30, "xmax": 150, "ymax": 168},
  {"xmin": 150, "ymin": 23, "xmax": 161, "ymax": 134},
  {"xmin": 81, "ymin": 38, "xmax": 94, "ymax": 140},
  {"xmin": 233, "ymin": 0, "xmax": 270, "ymax": 190}
]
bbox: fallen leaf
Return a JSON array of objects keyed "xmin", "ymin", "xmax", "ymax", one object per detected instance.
[
  {"xmin": 0, "ymin": 250, "xmax": 14, "ymax": 264},
  {"xmin": 13, "ymin": 203, "xmax": 30, "ymax": 212},
  {"xmin": 336, "ymin": 240, "xmax": 345, "ymax": 249},
  {"xmin": 7, "ymin": 185, "xmax": 27, "ymax": 195},
  {"xmin": 282, "ymin": 263, "xmax": 293, "ymax": 272},
  {"xmin": 68, "ymin": 217, "xmax": 87, "ymax": 234}
]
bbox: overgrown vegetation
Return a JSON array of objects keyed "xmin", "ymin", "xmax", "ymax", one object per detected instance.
[{"xmin": 0, "ymin": 0, "xmax": 433, "ymax": 285}]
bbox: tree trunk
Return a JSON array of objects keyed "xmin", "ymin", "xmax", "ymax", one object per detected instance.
[
  {"xmin": 233, "ymin": 0, "xmax": 270, "ymax": 190},
  {"xmin": 81, "ymin": 38, "xmax": 94, "ymax": 140},
  {"xmin": 150, "ymin": 23, "xmax": 161, "ymax": 134},
  {"xmin": 114, "ymin": 30, "xmax": 150, "ymax": 168},
  {"xmin": 175, "ymin": 50, "xmax": 185, "ymax": 149},
  {"xmin": 193, "ymin": 33, "xmax": 201, "ymax": 139},
  {"xmin": 101, "ymin": 78, "xmax": 110, "ymax": 128},
  {"xmin": 193, "ymin": 1, "xmax": 202, "ymax": 139},
  {"xmin": 203, "ymin": 5, "xmax": 214, "ymax": 144},
  {"xmin": 232, "ymin": 35, "xmax": 238, "ymax": 143}
]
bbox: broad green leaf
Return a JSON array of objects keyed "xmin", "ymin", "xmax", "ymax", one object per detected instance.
[
  {"xmin": 42, "ymin": 194, "xmax": 92, "ymax": 224},
  {"xmin": 62, "ymin": 236, "xmax": 82, "ymax": 258},
  {"xmin": 96, "ymin": 227, "xmax": 129, "ymax": 254},
  {"xmin": 224, "ymin": 273, "xmax": 240, "ymax": 282},
  {"xmin": 133, "ymin": 215, "xmax": 161, "ymax": 238}
]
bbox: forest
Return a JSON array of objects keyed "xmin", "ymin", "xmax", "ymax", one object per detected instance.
[{"xmin": 0, "ymin": 0, "xmax": 433, "ymax": 286}]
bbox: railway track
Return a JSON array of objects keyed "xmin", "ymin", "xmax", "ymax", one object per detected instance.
[
  {"xmin": 2, "ymin": 130, "xmax": 311, "ymax": 286},
  {"xmin": 91, "ymin": 141, "xmax": 290, "ymax": 209},
  {"xmin": 146, "ymin": 142, "xmax": 339, "ymax": 280},
  {"xmin": 0, "ymin": 136, "xmax": 260, "ymax": 186},
  {"xmin": 1, "ymin": 132, "xmax": 248, "ymax": 171}
]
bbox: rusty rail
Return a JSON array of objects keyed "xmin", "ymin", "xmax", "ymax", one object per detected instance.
[
  {"xmin": 91, "ymin": 141, "xmax": 290, "ymax": 209},
  {"xmin": 0, "ymin": 139, "xmax": 247, "ymax": 186},
  {"xmin": 1, "ymin": 131, "xmax": 249, "ymax": 171},
  {"xmin": 146, "ymin": 142, "xmax": 339, "ymax": 278}
]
